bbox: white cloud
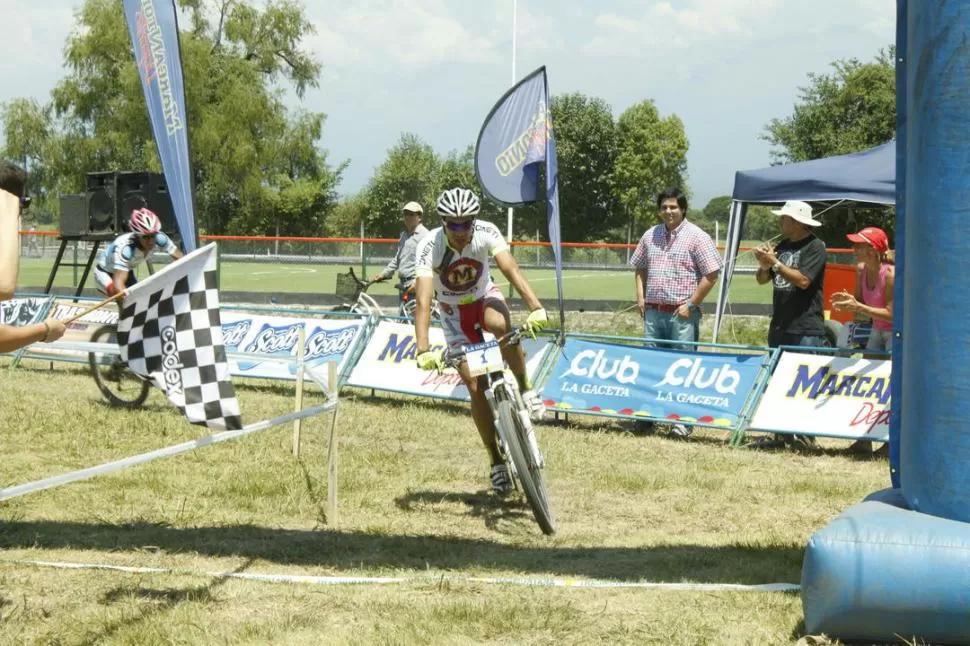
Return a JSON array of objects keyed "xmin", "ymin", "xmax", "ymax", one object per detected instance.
[{"xmin": 306, "ymin": 0, "xmax": 503, "ymax": 71}]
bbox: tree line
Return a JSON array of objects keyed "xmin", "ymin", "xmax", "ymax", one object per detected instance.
[{"xmin": 1, "ymin": 0, "xmax": 895, "ymax": 248}]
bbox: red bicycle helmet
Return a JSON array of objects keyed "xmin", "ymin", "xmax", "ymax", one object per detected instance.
[{"xmin": 129, "ymin": 207, "xmax": 162, "ymax": 235}]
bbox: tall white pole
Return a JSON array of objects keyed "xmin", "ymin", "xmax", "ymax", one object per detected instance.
[{"xmin": 506, "ymin": 0, "xmax": 516, "ymax": 248}]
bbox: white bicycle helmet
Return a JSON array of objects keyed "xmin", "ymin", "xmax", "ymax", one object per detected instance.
[
  {"xmin": 435, "ymin": 187, "xmax": 480, "ymax": 218},
  {"xmin": 129, "ymin": 207, "xmax": 162, "ymax": 235}
]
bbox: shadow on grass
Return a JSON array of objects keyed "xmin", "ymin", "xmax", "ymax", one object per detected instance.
[
  {"xmin": 394, "ymin": 489, "xmax": 535, "ymax": 533},
  {"xmin": 90, "ymin": 558, "xmax": 254, "ymax": 643},
  {"xmin": 0, "ymin": 520, "xmax": 805, "ymax": 584}
]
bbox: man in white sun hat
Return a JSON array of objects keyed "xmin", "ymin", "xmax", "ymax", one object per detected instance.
[{"xmin": 753, "ymin": 200, "xmax": 828, "ymax": 349}]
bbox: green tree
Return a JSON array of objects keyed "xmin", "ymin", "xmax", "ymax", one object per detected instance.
[
  {"xmin": 613, "ymin": 100, "xmax": 689, "ymax": 235},
  {"xmin": 763, "ymin": 48, "xmax": 895, "ymax": 163},
  {"xmin": 545, "ymin": 93, "xmax": 618, "ymax": 242},
  {"xmin": 0, "ymin": 99, "xmax": 56, "ymax": 216},
  {"xmin": 7, "ymin": 0, "xmax": 341, "ymax": 235},
  {"xmin": 362, "ymin": 133, "xmax": 439, "ymax": 238},
  {"xmin": 762, "ymin": 46, "xmax": 896, "ymax": 242}
]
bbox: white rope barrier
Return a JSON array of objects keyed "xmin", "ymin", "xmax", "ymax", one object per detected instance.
[
  {"xmin": 2, "ymin": 344, "xmax": 340, "ymax": 506},
  {"xmin": 4, "ymin": 559, "xmax": 801, "ymax": 592}
]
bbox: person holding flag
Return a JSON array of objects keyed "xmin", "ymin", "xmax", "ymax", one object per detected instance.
[{"xmin": 412, "ymin": 187, "xmax": 548, "ymax": 494}]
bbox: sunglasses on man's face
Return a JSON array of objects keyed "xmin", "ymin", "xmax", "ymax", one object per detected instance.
[{"xmin": 443, "ymin": 219, "xmax": 474, "ymax": 232}]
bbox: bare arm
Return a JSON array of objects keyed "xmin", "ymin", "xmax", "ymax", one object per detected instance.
[
  {"xmin": 855, "ymin": 268, "xmax": 894, "ymax": 323},
  {"xmin": 774, "ymin": 264, "xmax": 813, "ymax": 290},
  {"xmin": 112, "ymin": 270, "xmax": 130, "ymax": 296},
  {"xmin": 0, "ymin": 190, "xmax": 20, "ymax": 300},
  {"xmin": 634, "ymin": 269, "xmax": 646, "ymax": 315},
  {"xmin": 414, "ymin": 275, "xmax": 434, "ymax": 353},
  {"xmin": 494, "ymin": 249, "xmax": 542, "ymax": 312},
  {"xmin": 692, "ymin": 271, "xmax": 719, "ymax": 305},
  {"xmin": 0, "ymin": 319, "xmax": 66, "ymax": 353}
]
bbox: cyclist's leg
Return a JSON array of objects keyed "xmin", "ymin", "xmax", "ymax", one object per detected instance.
[
  {"xmin": 480, "ymin": 287, "xmax": 530, "ymax": 393},
  {"xmin": 441, "ymin": 300, "xmax": 503, "ymax": 467}
]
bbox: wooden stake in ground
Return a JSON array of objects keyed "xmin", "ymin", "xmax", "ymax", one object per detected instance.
[
  {"xmin": 292, "ymin": 325, "xmax": 307, "ymax": 457},
  {"xmin": 327, "ymin": 360, "xmax": 339, "ymax": 526}
]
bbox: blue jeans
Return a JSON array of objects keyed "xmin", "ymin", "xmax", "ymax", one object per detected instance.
[
  {"xmin": 643, "ymin": 308, "xmax": 700, "ymax": 349},
  {"xmin": 768, "ymin": 331, "xmax": 829, "ymax": 350}
]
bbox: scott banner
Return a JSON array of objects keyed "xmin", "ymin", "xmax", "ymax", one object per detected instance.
[
  {"xmin": 347, "ymin": 320, "xmax": 551, "ymax": 401},
  {"xmin": 122, "ymin": 0, "xmax": 197, "ymax": 250},
  {"xmin": 221, "ymin": 312, "xmax": 366, "ymax": 384},
  {"xmin": 749, "ymin": 351, "xmax": 891, "ymax": 441},
  {"xmin": 541, "ymin": 338, "xmax": 765, "ymax": 428}
]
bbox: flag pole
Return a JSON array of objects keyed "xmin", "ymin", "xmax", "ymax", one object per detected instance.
[
  {"xmin": 506, "ymin": 0, "xmax": 517, "ymax": 298},
  {"xmin": 59, "ymin": 291, "xmax": 126, "ymax": 325}
]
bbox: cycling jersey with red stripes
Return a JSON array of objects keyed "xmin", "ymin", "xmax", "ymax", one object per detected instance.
[{"xmin": 414, "ymin": 220, "xmax": 510, "ymax": 350}]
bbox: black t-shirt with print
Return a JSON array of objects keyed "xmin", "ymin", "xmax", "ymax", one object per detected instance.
[{"xmin": 770, "ymin": 234, "xmax": 826, "ymax": 337}]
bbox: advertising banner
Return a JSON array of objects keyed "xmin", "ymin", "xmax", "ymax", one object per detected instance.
[
  {"xmin": 540, "ymin": 338, "xmax": 766, "ymax": 428},
  {"xmin": 220, "ymin": 312, "xmax": 366, "ymax": 383},
  {"xmin": 0, "ymin": 296, "xmax": 49, "ymax": 326},
  {"xmin": 749, "ymin": 351, "xmax": 891, "ymax": 441},
  {"xmin": 347, "ymin": 320, "xmax": 552, "ymax": 401},
  {"xmin": 24, "ymin": 297, "xmax": 115, "ymax": 360}
]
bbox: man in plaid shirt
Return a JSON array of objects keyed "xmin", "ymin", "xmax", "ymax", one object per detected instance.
[
  {"xmin": 629, "ymin": 188, "xmax": 722, "ymax": 347},
  {"xmin": 628, "ymin": 188, "xmax": 721, "ymax": 437}
]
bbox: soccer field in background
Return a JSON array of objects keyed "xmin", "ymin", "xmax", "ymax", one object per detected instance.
[{"xmin": 14, "ymin": 257, "xmax": 772, "ymax": 305}]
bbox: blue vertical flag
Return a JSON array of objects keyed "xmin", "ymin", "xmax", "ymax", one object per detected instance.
[
  {"xmin": 122, "ymin": 0, "xmax": 198, "ymax": 251},
  {"xmin": 475, "ymin": 66, "xmax": 565, "ymax": 328}
]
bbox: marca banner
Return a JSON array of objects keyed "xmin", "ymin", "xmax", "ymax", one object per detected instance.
[
  {"xmin": 25, "ymin": 297, "xmax": 119, "ymax": 360},
  {"xmin": 122, "ymin": 0, "xmax": 197, "ymax": 250},
  {"xmin": 221, "ymin": 312, "xmax": 365, "ymax": 386},
  {"xmin": 541, "ymin": 338, "xmax": 765, "ymax": 428},
  {"xmin": 475, "ymin": 65, "xmax": 564, "ymax": 327},
  {"xmin": 749, "ymin": 352, "xmax": 891, "ymax": 441},
  {"xmin": 347, "ymin": 320, "xmax": 551, "ymax": 401}
]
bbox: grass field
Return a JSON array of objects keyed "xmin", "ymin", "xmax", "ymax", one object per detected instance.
[
  {"xmin": 14, "ymin": 257, "xmax": 772, "ymax": 305},
  {"xmin": 0, "ymin": 312, "xmax": 888, "ymax": 645}
]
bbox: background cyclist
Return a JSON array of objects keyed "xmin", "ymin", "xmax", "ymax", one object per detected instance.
[
  {"xmin": 412, "ymin": 187, "xmax": 548, "ymax": 494},
  {"xmin": 94, "ymin": 207, "xmax": 184, "ymax": 299}
]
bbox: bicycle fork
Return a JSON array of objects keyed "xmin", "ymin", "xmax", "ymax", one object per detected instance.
[{"xmin": 487, "ymin": 372, "xmax": 544, "ymax": 469}]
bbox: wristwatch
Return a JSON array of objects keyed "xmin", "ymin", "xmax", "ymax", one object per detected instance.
[{"xmin": 772, "ymin": 261, "xmax": 782, "ymax": 272}]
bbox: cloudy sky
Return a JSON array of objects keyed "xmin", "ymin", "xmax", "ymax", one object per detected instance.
[{"xmin": 3, "ymin": 0, "xmax": 894, "ymax": 209}]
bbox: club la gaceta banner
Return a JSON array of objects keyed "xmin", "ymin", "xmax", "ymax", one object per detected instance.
[{"xmin": 540, "ymin": 339, "xmax": 766, "ymax": 427}]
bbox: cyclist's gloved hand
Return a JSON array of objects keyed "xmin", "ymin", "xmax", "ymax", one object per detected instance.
[
  {"xmin": 525, "ymin": 308, "xmax": 548, "ymax": 339},
  {"xmin": 416, "ymin": 349, "xmax": 445, "ymax": 372}
]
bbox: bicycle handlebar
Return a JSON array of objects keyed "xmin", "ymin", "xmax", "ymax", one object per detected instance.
[{"xmin": 442, "ymin": 323, "xmax": 530, "ymax": 370}]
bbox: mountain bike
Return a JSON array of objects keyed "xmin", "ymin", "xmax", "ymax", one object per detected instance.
[
  {"xmin": 395, "ymin": 280, "xmax": 440, "ymax": 321},
  {"xmin": 88, "ymin": 324, "xmax": 151, "ymax": 408},
  {"xmin": 333, "ymin": 267, "xmax": 383, "ymax": 316},
  {"xmin": 444, "ymin": 324, "xmax": 555, "ymax": 535}
]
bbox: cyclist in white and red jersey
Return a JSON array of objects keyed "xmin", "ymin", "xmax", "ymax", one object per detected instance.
[
  {"xmin": 94, "ymin": 207, "xmax": 183, "ymax": 298},
  {"xmin": 413, "ymin": 187, "xmax": 548, "ymax": 494}
]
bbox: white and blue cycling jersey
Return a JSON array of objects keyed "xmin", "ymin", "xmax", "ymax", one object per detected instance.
[{"xmin": 97, "ymin": 231, "xmax": 179, "ymax": 274}]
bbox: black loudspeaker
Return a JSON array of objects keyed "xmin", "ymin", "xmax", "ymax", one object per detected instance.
[
  {"xmin": 85, "ymin": 171, "xmax": 120, "ymax": 235},
  {"xmin": 58, "ymin": 194, "xmax": 91, "ymax": 237},
  {"xmin": 75, "ymin": 171, "xmax": 181, "ymax": 244}
]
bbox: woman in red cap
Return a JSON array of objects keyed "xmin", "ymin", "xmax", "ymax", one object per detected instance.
[
  {"xmin": 832, "ymin": 226, "xmax": 895, "ymax": 354},
  {"xmin": 832, "ymin": 226, "xmax": 894, "ymax": 457}
]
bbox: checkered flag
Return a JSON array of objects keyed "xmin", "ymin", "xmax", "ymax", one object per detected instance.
[{"xmin": 118, "ymin": 243, "xmax": 242, "ymax": 430}]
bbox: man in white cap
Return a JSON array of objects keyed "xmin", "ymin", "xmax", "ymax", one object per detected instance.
[
  {"xmin": 753, "ymin": 200, "xmax": 828, "ymax": 349},
  {"xmin": 369, "ymin": 201, "xmax": 429, "ymax": 299}
]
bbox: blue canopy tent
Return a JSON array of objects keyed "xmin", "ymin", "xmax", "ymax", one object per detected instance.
[{"xmin": 712, "ymin": 140, "xmax": 896, "ymax": 342}]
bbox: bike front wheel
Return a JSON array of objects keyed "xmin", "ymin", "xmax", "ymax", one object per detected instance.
[
  {"xmin": 88, "ymin": 325, "xmax": 151, "ymax": 409},
  {"xmin": 495, "ymin": 387, "xmax": 556, "ymax": 535}
]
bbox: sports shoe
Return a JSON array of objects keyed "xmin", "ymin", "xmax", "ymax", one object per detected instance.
[
  {"xmin": 521, "ymin": 389, "xmax": 546, "ymax": 421},
  {"xmin": 490, "ymin": 463, "xmax": 513, "ymax": 495},
  {"xmin": 670, "ymin": 424, "xmax": 693, "ymax": 438}
]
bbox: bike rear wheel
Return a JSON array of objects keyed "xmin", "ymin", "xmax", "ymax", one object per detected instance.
[
  {"xmin": 495, "ymin": 386, "xmax": 556, "ymax": 535},
  {"xmin": 88, "ymin": 325, "xmax": 151, "ymax": 409}
]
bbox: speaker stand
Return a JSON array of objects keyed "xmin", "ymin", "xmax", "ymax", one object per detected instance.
[{"xmin": 44, "ymin": 234, "xmax": 114, "ymax": 298}]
